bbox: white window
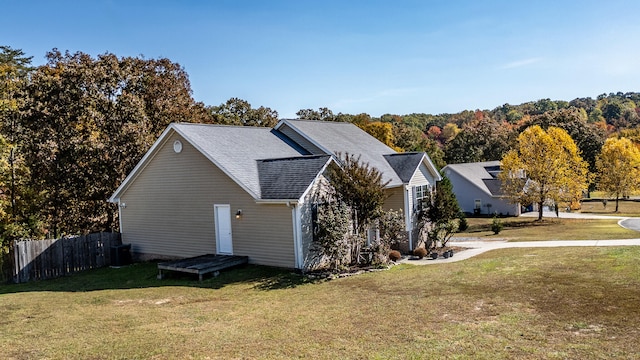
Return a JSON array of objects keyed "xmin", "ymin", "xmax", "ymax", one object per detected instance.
[{"xmin": 414, "ymin": 184, "xmax": 429, "ymax": 211}]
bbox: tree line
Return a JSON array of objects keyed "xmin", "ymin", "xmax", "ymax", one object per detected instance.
[{"xmin": 1, "ymin": 45, "xmax": 639, "ymax": 246}]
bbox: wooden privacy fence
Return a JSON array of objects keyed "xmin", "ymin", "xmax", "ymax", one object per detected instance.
[{"xmin": 11, "ymin": 232, "xmax": 121, "ymax": 283}]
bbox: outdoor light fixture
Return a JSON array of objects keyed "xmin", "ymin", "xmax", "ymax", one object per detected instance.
[{"xmin": 235, "ymin": 209, "xmax": 243, "ymax": 219}]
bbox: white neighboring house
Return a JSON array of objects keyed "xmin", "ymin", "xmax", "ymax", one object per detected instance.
[{"xmin": 442, "ymin": 160, "xmax": 521, "ymax": 216}]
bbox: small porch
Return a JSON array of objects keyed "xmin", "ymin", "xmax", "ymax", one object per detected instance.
[{"xmin": 157, "ymin": 254, "xmax": 249, "ymax": 281}]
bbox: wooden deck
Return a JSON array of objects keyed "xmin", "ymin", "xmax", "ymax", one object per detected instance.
[{"xmin": 157, "ymin": 254, "xmax": 248, "ymax": 281}]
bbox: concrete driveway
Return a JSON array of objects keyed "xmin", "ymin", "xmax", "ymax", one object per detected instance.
[
  {"xmin": 619, "ymin": 218, "xmax": 640, "ymax": 231},
  {"xmin": 399, "ymin": 238, "xmax": 640, "ymax": 265}
]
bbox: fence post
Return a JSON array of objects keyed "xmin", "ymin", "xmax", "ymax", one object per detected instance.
[{"xmin": 12, "ymin": 241, "xmax": 19, "ymax": 283}]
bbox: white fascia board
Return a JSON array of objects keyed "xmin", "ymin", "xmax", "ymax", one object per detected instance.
[
  {"xmin": 403, "ymin": 154, "xmax": 442, "ymax": 187},
  {"xmin": 255, "ymin": 199, "xmax": 299, "ymax": 205},
  {"xmin": 422, "ymin": 153, "xmax": 442, "ymax": 181}
]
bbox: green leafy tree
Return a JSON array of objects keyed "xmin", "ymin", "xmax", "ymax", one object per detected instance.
[
  {"xmin": 326, "ymin": 153, "xmax": 390, "ymax": 234},
  {"xmin": 445, "ymin": 117, "xmax": 516, "ymax": 163},
  {"xmin": 420, "ymin": 176, "xmax": 460, "ymax": 249},
  {"xmin": 499, "ymin": 126, "xmax": 590, "ymax": 220},
  {"xmin": 595, "ymin": 137, "xmax": 640, "ymax": 212},
  {"xmin": 209, "ymin": 97, "xmax": 278, "ymax": 127},
  {"xmin": 296, "ymin": 107, "xmax": 337, "ymax": 121}
]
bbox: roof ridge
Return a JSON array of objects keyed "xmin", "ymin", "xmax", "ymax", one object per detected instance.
[
  {"xmin": 174, "ymin": 123, "xmax": 272, "ymax": 130},
  {"xmin": 257, "ymin": 154, "xmax": 331, "ymax": 163}
]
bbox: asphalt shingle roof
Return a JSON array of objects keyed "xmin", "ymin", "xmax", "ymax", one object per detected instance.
[
  {"xmin": 257, "ymin": 155, "xmax": 331, "ymax": 199},
  {"xmin": 383, "ymin": 152, "xmax": 426, "ymax": 183},
  {"xmin": 276, "ymin": 120, "xmax": 404, "ymax": 187}
]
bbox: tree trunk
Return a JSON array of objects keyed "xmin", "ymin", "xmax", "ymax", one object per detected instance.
[
  {"xmin": 615, "ymin": 196, "xmax": 619, "ymax": 213},
  {"xmin": 538, "ymin": 201, "xmax": 544, "ymax": 220}
]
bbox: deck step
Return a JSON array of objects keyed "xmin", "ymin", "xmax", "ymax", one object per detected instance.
[{"xmin": 157, "ymin": 254, "xmax": 248, "ymax": 281}]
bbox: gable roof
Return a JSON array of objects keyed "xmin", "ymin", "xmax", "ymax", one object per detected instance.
[
  {"xmin": 257, "ymin": 155, "xmax": 331, "ymax": 200},
  {"xmin": 443, "ymin": 160, "xmax": 505, "ymax": 197},
  {"xmin": 110, "ymin": 123, "xmax": 329, "ymax": 203},
  {"xmin": 275, "ymin": 119, "xmax": 442, "ymax": 187},
  {"xmin": 172, "ymin": 123, "xmax": 304, "ymax": 199},
  {"xmin": 383, "ymin": 152, "xmax": 441, "ymax": 183}
]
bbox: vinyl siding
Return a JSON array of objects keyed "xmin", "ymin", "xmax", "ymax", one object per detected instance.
[
  {"xmin": 409, "ymin": 163, "xmax": 436, "ymax": 186},
  {"xmin": 119, "ymin": 132, "xmax": 296, "ymax": 268},
  {"xmin": 447, "ymin": 170, "xmax": 520, "ymax": 216},
  {"xmin": 384, "ymin": 186, "xmax": 405, "ymax": 213},
  {"xmin": 278, "ymin": 125, "xmax": 327, "ymax": 155}
]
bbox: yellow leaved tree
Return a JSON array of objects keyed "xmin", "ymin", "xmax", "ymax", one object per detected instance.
[
  {"xmin": 595, "ymin": 137, "xmax": 640, "ymax": 212},
  {"xmin": 499, "ymin": 125, "xmax": 590, "ymax": 220}
]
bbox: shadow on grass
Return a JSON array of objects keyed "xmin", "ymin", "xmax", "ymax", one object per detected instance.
[
  {"xmin": 463, "ymin": 218, "xmax": 559, "ymax": 234},
  {"xmin": 0, "ymin": 262, "xmax": 320, "ymax": 294}
]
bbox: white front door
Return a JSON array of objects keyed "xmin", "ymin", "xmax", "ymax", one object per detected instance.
[{"xmin": 214, "ymin": 204, "xmax": 233, "ymax": 254}]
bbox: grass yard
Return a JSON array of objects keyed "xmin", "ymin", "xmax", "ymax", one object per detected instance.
[
  {"xmin": 454, "ymin": 217, "xmax": 639, "ymax": 241},
  {"xmin": 579, "ymin": 199, "xmax": 640, "ymax": 217},
  {"xmin": 1, "ymin": 247, "xmax": 639, "ymax": 359}
]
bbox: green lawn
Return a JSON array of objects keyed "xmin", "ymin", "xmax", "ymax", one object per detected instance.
[
  {"xmin": 1, "ymin": 247, "xmax": 640, "ymax": 359},
  {"xmin": 455, "ymin": 217, "xmax": 639, "ymax": 241}
]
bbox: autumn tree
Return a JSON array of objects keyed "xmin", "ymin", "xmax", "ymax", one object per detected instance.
[
  {"xmin": 522, "ymin": 107, "xmax": 606, "ymax": 178},
  {"xmin": 208, "ymin": 97, "xmax": 278, "ymax": 127},
  {"xmin": 499, "ymin": 126, "xmax": 590, "ymax": 220},
  {"xmin": 393, "ymin": 125, "xmax": 446, "ymax": 169},
  {"xmin": 19, "ymin": 49, "xmax": 212, "ymax": 237},
  {"xmin": 595, "ymin": 137, "xmax": 640, "ymax": 212},
  {"xmin": 359, "ymin": 121, "xmax": 397, "ymax": 149},
  {"xmin": 440, "ymin": 123, "xmax": 460, "ymax": 143},
  {"xmin": 0, "ymin": 46, "xmax": 36, "ymax": 241}
]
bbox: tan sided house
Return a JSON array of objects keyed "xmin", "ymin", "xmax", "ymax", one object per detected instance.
[{"xmin": 109, "ymin": 120, "xmax": 441, "ymax": 269}]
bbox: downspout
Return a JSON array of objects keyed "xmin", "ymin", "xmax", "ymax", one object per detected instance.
[
  {"xmin": 405, "ymin": 185, "xmax": 412, "ymax": 250},
  {"xmin": 117, "ymin": 200, "xmax": 125, "ymax": 234},
  {"xmin": 289, "ymin": 203, "xmax": 303, "ymax": 269}
]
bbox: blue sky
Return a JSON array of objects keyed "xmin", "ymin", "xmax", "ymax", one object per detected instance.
[{"xmin": 4, "ymin": 0, "xmax": 640, "ymax": 118}]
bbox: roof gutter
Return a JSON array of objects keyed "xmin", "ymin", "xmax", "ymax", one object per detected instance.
[{"xmin": 255, "ymin": 199, "xmax": 299, "ymax": 205}]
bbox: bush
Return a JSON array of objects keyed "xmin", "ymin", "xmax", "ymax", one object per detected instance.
[
  {"xmin": 413, "ymin": 247, "xmax": 427, "ymax": 259},
  {"xmin": 458, "ymin": 212, "xmax": 468, "ymax": 231},
  {"xmin": 491, "ymin": 215, "xmax": 503, "ymax": 234},
  {"xmin": 388, "ymin": 250, "xmax": 401, "ymax": 262}
]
